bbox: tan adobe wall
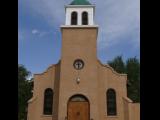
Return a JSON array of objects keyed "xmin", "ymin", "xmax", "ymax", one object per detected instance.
[
  {"xmin": 27, "ymin": 62, "xmax": 61, "ymax": 120},
  {"xmin": 58, "ymin": 27, "xmax": 99, "ymax": 120},
  {"xmin": 27, "ymin": 26, "xmax": 140, "ymax": 120},
  {"xmin": 27, "ymin": 97, "xmax": 36, "ymax": 120},
  {"xmin": 27, "ymin": 59, "xmax": 140, "ymax": 120},
  {"xmin": 129, "ymin": 103, "xmax": 140, "ymax": 120},
  {"xmin": 97, "ymin": 60, "xmax": 127, "ymax": 120},
  {"xmin": 123, "ymin": 97, "xmax": 140, "ymax": 120}
]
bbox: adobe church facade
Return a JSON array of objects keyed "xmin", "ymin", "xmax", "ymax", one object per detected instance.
[{"xmin": 27, "ymin": 0, "xmax": 140, "ymax": 120}]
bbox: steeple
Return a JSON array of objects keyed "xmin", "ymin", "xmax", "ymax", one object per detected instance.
[{"xmin": 65, "ymin": 0, "xmax": 95, "ymax": 26}]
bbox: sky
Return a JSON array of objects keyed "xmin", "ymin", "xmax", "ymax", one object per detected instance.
[{"xmin": 18, "ymin": 0, "xmax": 140, "ymax": 75}]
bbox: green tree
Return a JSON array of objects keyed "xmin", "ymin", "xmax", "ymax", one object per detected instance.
[
  {"xmin": 107, "ymin": 56, "xmax": 140, "ymax": 102},
  {"xmin": 126, "ymin": 57, "xmax": 140, "ymax": 102},
  {"xmin": 18, "ymin": 64, "xmax": 33, "ymax": 120},
  {"xmin": 108, "ymin": 56, "xmax": 126, "ymax": 73}
]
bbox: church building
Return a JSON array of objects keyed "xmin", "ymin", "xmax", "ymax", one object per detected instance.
[{"xmin": 27, "ymin": 0, "xmax": 140, "ymax": 120}]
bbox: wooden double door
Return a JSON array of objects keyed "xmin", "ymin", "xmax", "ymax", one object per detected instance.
[{"xmin": 67, "ymin": 95, "xmax": 89, "ymax": 120}]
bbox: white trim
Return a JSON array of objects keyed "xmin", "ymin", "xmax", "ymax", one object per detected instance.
[
  {"xmin": 65, "ymin": 6, "xmax": 95, "ymax": 25},
  {"xmin": 60, "ymin": 25, "xmax": 99, "ymax": 28}
]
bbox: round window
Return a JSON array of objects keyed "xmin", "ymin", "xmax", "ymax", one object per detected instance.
[{"xmin": 73, "ymin": 59, "xmax": 84, "ymax": 70}]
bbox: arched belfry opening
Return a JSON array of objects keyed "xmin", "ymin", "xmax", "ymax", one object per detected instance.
[
  {"xmin": 65, "ymin": 0, "xmax": 94, "ymax": 25},
  {"xmin": 82, "ymin": 12, "xmax": 88, "ymax": 25},
  {"xmin": 67, "ymin": 94, "xmax": 90, "ymax": 120},
  {"xmin": 71, "ymin": 11, "xmax": 78, "ymax": 25}
]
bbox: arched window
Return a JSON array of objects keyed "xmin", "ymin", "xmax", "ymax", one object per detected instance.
[
  {"xmin": 69, "ymin": 94, "xmax": 88, "ymax": 102},
  {"xmin": 43, "ymin": 88, "xmax": 53, "ymax": 115},
  {"xmin": 71, "ymin": 11, "xmax": 78, "ymax": 25},
  {"xmin": 107, "ymin": 89, "xmax": 117, "ymax": 116},
  {"xmin": 82, "ymin": 12, "xmax": 88, "ymax": 25}
]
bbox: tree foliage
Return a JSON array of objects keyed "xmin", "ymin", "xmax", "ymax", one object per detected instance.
[
  {"xmin": 126, "ymin": 57, "xmax": 140, "ymax": 102},
  {"xmin": 108, "ymin": 56, "xmax": 140, "ymax": 102},
  {"xmin": 18, "ymin": 64, "xmax": 33, "ymax": 120},
  {"xmin": 108, "ymin": 56, "xmax": 126, "ymax": 73}
]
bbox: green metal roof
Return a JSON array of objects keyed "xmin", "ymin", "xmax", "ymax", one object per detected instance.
[{"xmin": 70, "ymin": 0, "xmax": 91, "ymax": 5}]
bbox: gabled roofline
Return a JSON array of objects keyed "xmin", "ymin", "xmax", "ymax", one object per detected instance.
[
  {"xmin": 97, "ymin": 59, "xmax": 127, "ymax": 76},
  {"xmin": 34, "ymin": 60, "xmax": 61, "ymax": 75}
]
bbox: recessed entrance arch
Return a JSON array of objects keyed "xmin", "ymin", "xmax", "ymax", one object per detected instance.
[{"xmin": 67, "ymin": 94, "xmax": 90, "ymax": 120}]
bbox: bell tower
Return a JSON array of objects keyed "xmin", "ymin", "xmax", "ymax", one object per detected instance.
[
  {"xmin": 58, "ymin": 0, "xmax": 99, "ymax": 119},
  {"xmin": 61, "ymin": 0, "xmax": 98, "ymax": 61},
  {"xmin": 65, "ymin": 0, "xmax": 94, "ymax": 25}
]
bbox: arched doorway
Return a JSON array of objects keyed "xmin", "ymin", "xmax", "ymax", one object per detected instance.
[{"xmin": 67, "ymin": 94, "xmax": 90, "ymax": 120}]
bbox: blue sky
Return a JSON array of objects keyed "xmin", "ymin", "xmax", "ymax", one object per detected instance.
[{"xmin": 18, "ymin": 0, "xmax": 140, "ymax": 75}]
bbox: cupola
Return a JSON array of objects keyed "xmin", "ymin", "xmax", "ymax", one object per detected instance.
[{"xmin": 65, "ymin": 0, "xmax": 95, "ymax": 26}]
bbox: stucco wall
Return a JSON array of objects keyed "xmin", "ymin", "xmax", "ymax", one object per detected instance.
[
  {"xmin": 58, "ymin": 27, "xmax": 99, "ymax": 120},
  {"xmin": 27, "ymin": 97, "xmax": 36, "ymax": 120},
  {"xmin": 27, "ymin": 60, "xmax": 140, "ymax": 120},
  {"xmin": 27, "ymin": 62, "xmax": 60, "ymax": 120},
  {"xmin": 97, "ymin": 60, "xmax": 127, "ymax": 120},
  {"xmin": 123, "ymin": 97, "xmax": 140, "ymax": 120},
  {"xmin": 129, "ymin": 103, "xmax": 140, "ymax": 120},
  {"xmin": 27, "ymin": 26, "xmax": 140, "ymax": 120}
]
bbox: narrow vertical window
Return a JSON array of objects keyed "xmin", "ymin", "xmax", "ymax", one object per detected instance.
[
  {"xmin": 43, "ymin": 88, "xmax": 53, "ymax": 115},
  {"xmin": 107, "ymin": 89, "xmax": 117, "ymax": 116},
  {"xmin": 71, "ymin": 11, "xmax": 78, "ymax": 25},
  {"xmin": 82, "ymin": 12, "xmax": 88, "ymax": 25}
]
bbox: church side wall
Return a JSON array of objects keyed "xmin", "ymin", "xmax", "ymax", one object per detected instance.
[
  {"xmin": 97, "ymin": 61, "xmax": 127, "ymax": 120},
  {"xmin": 123, "ymin": 97, "xmax": 130, "ymax": 120},
  {"xmin": 123, "ymin": 97, "xmax": 140, "ymax": 120},
  {"xmin": 27, "ymin": 64, "xmax": 60, "ymax": 120},
  {"xmin": 129, "ymin": 103, "xmax": 140, "ymax": 120},
  {"xmin": 27, "ymin": 98, "xmax": 36, "ymax": 120}
]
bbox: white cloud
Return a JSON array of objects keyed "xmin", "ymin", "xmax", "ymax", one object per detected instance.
[
  {"xmin": 31, "ymin": 29, "xmax": 49, "ymax": 37},
  {"xmin": 95, "ymin": 0, "xmax": 140, "ymax": 49},
  {"xmin": 32, "ymin": 29, "xmax": 39, "ymax": 34},
  {"xmin": 39, "ymin": 32, "xmax": 48, "ymax": 37},
  {"xmin": 20, "ymin": 0, "xmax": 140, "ymax": 50},
  {"xmin": 20, "ymin": 0, "xmax": 67, "ymax": 26}
]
